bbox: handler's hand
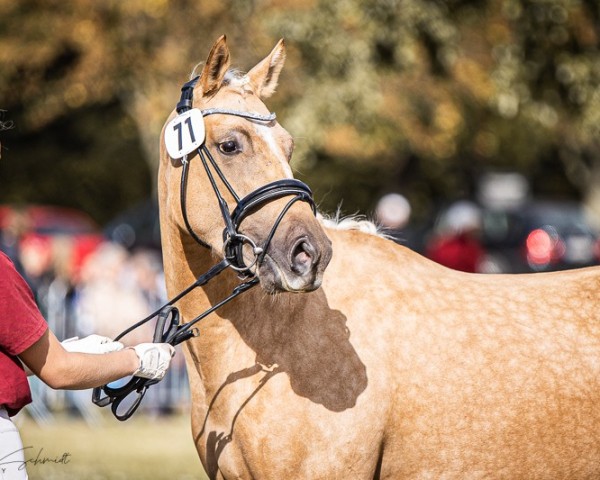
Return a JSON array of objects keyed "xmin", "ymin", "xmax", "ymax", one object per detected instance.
[
  {"xmin": 131, "ymin": 343, "xmax": 175, "ymax": 380},
  {"xmin": 62, "ymin": 335, "xmax": 124, "ymax": 354}
]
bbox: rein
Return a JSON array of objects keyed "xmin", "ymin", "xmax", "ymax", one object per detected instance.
[{"xmin": 92, "ymin": 76, "xmax": 316, "ymax": 421}]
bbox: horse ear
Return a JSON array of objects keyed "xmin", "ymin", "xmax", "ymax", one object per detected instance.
[
  {"xmin": 198, "ymin": 35, "xmax": 231, "ymax": 96},
  {"xmin": 247, "ymin": 39, "xmax": 286, "ymax": 99}
]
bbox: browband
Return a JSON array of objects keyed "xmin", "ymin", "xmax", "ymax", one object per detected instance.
[{"xmin": 176, "ymin": 76, "xmax": 276, "ymax": 122}]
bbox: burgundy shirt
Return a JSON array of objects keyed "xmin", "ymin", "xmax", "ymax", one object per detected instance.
[
  {"xmin": 0, "ymin": 251, "xmax": 48, "ymax": 416},
  {"xmin": 426, "ymin": 233, "xmax": 485, "ymax": 273}
]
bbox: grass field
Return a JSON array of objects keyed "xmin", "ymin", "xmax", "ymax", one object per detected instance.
[{"xmin": 16, "ymin": 412, "xmax": 209, "ymax": 480}]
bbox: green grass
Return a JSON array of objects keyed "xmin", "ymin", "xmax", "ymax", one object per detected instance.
[{"xmin": 16, "ymin": 413, "xmax": 209, "ymax": 480}]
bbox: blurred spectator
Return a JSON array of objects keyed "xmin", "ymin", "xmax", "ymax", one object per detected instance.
[
  {"xmin": 127, "ymin": 249, "xmax": 167, "ymax": 314},
  {"xmin": 375, "ymin": 193, "xmax": 420, "ymax": 248},
  {"xmin": 0, "ymin": 207, "xmax": 35, "ymax": 281},
  {"xmin": 18, "ymin": 232, "xmax": 54, "ymax": 293},
  {"xmin": 425, "ymin": 200, "xmax": 485, "ymax": 273},
  {"xmin": 376, "ymin": 193, "xmax": 412, "ymax": 230},
  {"xmin": 42, "ymin": 236, "xmax": 78, "ymax": 338},
  {"xmin": 74, "ymin": 242, "xmax": 153, "ymax": 343}
]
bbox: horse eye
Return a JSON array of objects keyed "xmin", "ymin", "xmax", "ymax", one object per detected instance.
[{"xmin": 218, "ymin": 140, "xmax": 239, "ymax": 155}]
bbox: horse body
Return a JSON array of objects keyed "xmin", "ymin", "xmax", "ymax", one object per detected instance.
[
  {"xmin": 163, "ymin": 222, "xmax": 600, "ymax": 479},
  {"xmin": 159, "ymin": 37, "xmax": 600, "ymax": 479}
]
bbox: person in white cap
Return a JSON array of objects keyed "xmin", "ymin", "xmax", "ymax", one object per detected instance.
[{"xmin": 375, "ymin": 193, "xmax": 412, "ymax": 231}]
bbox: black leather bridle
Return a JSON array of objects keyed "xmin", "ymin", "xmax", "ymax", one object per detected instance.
[{"xmin": 92, "ymin": 76, "xmax": 316, "ymax": 420}]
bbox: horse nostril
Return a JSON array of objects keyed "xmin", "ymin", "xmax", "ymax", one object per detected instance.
[{"xmin": 290, "ymin": 239, "xmax": 316, "ymax": 275}]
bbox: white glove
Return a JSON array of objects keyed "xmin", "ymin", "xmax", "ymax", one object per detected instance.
[
  {"xmin": 62, "ymin": 335, "xmax": 124, "ymax": 354},
  {"xmin": 131, "ymin": 343, "xmax": 175, "ymax": 381}
]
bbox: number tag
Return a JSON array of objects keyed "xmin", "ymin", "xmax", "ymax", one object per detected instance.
[{"xmin": 164, "ymin": 109, "xmax": 206, "ymax": 159}]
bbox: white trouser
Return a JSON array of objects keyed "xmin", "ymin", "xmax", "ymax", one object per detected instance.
[{"xmin": 0, "ymin": 407, "xmax": 28, "ymax": 480}]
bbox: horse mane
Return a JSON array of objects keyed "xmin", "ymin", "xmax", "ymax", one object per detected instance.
[{"xmin": 318, "ymin": 211, "xmax": 385, "ymax": 238}]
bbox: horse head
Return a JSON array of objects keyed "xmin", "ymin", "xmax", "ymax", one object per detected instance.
[{"xmin": 159, "ymin": 36, "xmax": 332, "ymax": 293}]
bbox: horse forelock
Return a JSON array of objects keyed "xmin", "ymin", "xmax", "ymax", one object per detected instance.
[
  {"xmin": 190, "ymin": 65, "xmax": 253, "ymax": 97},
  {"xmin": 223, "ymin": 69, "xmax": 255, "ymax": 97},
  {"xmin": 222, "ymin": 69, "xmax": 248, "ymax": 84}
]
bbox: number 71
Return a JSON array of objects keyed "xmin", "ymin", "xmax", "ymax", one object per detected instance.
[{"xmin": 173, "ymin": 116, "xmax": 196, "ymax": 151}]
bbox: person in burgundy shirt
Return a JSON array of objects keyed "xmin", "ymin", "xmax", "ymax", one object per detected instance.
[
  {"xmin": 0, "ymin": 115, "xmax": 176, "ymax": 478},
  {"xmin": 425, "ymin": 200, "xmax": 486, "ymax": 273},
  {"xmin": 426, "ymin": 232, "xmax": 485, "ymax": 273},
  {"xmin": 0, "ymin": 253, "xmax": 175, "ymax": 479}
]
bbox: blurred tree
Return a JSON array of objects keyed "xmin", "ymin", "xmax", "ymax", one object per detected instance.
[
  {"xmin": 0, "ymin": 0, "xmax": 599, "ymax": 224},
  {"xmin": 267, "ymin": 0, "xmax": 600, "ymax": 218},
  {"xmin": 0, "ymin": 0, "xmax": 275, "ymax": 170},
  {"xmin": 0, "ymin": 0, "xmax": 279, "ymax": 221}
]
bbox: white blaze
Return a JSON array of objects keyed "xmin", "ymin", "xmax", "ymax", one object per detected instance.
[{"xmin": 255, "ymin": 123, "xmax": 294, "ymax": 178}]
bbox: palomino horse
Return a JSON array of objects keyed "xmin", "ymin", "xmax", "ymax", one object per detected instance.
[{"xmin": 158, "ymin": 36, "xmax": 600, "ymax": 479}]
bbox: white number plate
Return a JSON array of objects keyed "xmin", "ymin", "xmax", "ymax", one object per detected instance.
[{"xmin": 164, "ymin": 109, "xmax": 206, "ymax": 159}]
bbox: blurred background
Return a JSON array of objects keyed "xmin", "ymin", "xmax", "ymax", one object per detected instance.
[{"xmin": 1, "ymin": 0, "xmax": 600, "ymax": 478}]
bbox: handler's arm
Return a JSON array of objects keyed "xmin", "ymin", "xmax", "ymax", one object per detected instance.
[{"xmin": 19, "ymin": 329, "xmax": 140, "ymax": 390}]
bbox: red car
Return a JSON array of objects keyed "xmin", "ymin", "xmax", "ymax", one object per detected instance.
[{"xmin": 0, "ymin": 204, "xmax": 104, "ymax": 282}]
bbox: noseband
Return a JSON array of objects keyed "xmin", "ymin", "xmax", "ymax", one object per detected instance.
[{"xmin": 92, "ymin": 76, "xmax": 316, "ymax": 420}]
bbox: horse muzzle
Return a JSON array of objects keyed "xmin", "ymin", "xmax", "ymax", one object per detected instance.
[{"xmin": 257, "ymin": 227, "xmax": 332, "ymax": 293}]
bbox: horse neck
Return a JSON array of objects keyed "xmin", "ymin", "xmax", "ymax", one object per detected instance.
[{"xmin": 162, "ymin": 226, "xmax": 277, "ymax": 377}]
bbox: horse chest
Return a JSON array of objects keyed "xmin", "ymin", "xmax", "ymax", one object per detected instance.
[{"xmin": 195, "ymin": 365, "xmax": 388, "ymax": 479}]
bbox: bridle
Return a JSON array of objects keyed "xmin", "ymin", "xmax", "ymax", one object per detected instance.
[{"xmin": 92, "ymin": 76, "xmax": 316, "ymax": 420}]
